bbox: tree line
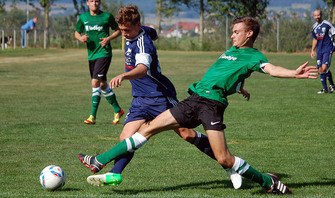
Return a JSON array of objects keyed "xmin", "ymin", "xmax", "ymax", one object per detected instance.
[{"xmin": 0, "ymin": 0, "xmax": 333, "ymax": 52}]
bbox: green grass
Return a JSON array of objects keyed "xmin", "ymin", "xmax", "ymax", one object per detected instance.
[{"xmin": 0, "ymin": 49, "xmax": 334, "ymax": 198}]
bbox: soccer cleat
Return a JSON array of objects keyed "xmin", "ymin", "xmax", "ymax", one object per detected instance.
[
  {"xmin": 317, "ymin": 89, "xmax": 328, "ymax": 94},
  {"xmin": 87, "ymin": 172, "xmax": 123, "ymax": 186},
  {"xmin": 228, "ymin": 170, "xmax": 242, "ymax": 189},
  {"xmin": 84, "ymin": 115, "xmax": 96, "ymax": 125},
  {"xmin": 112, "ymin": 109, "xmax": 124, "ymax": 125},
  {"xmin": 266, "ymin": 173, "xmax": 292, "ymax": 195},
  {"xmin": 329, "ymin": 85, "xmax": 334, "ymax": 93},
  {"xmin": 77, "ymin": 153, "xmax": 105, "ymax": 174}
]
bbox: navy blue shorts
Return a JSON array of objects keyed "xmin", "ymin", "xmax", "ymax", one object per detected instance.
[
  {"xmin": 88, "ymin": 56, "xmax": 111, "ymax": 81},
  {"xmin": 124, "ymin": 96, "xmax": 178, "ymax": 125},
  {"xmin": 316, "ymin": 51, "xmax": 332, "ymax": 69},
  {"xmin": 169, "ymin": 93, "xmax": 227, "ymax": 131}
]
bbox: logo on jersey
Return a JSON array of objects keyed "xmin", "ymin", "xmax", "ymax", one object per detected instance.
[
  {"xmin": 85, "ymin": 25, "xmax": 103, "ymax": 32},
  {"xmin": 125, "ymin": 48, "xmax": 133, "ymax": 65},
  {"xmin": 220, "ymin": 54, "xmax": 237, "ymax": 61}
]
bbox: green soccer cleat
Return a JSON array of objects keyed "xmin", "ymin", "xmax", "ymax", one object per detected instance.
[{"xmin": 87, "ymin": 173, "xmax": 123, "ymax": 186}]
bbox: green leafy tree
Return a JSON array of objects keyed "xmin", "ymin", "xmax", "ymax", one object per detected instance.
[
  {"xmin": 156, "ymin": 0, "xmax": 184, "ymax": 34},
  {"xmin": 0, "ymin": 0, "xmax": 6, "ymax": 13},
  {"xmin": 38, "ymin": 0, "xmax": 57, "ymax": 48},
  {"xmin": 323, "ymin": 0, "xmax": 335, "ymax": 23},
  {"xmin": 208, "ymin": 0, "xmax": 269, "ymax": 19},
  {"xmin": 73, "ymin": 0, "xmax": 87, "ymax": 17},
  {"xmin": 156, "ymin": 0, "xmax": 206, "ymax": 48}
]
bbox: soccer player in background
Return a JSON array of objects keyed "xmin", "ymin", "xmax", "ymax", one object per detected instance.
[
  {"xmin": 78, "ymin": 16, "xmax": 318, "ymax": 194},
  {"xmin": 79, "ymin": 5, "xmax": 243, "ymax": 189},
  {"xmin": 311, "ymin": 9, "xmax": 335, "ymax": 94},
  {"xmin": 75, "ymin": 0, "xmax": 124, "ymax": 125}
]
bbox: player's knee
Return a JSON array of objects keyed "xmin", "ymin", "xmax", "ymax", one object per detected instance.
[
  {"xmin": 175, "ymin": 128, "xmax": 195, "ymax": 143},
  {"xmin": 216, "ymin": 155, "xmax": 235, "ymax": 168}
]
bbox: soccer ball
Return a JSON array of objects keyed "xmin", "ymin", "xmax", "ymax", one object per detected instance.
[{"xmin": 39, "ymin": 165, "xmax": 66, "ymax": 191}]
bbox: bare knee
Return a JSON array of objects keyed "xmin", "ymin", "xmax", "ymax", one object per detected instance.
[
  {"xmin": 174, "ymin": 128, "xmax": 195, "ymax": 143},
  {"xmin": 216, "ymin": 154, "xmax": 235, "ymax": 169}
]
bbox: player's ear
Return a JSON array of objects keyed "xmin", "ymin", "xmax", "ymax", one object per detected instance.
[{"xmin": 246, "ymin": 30, "xmax": 253, "ymax": 39}]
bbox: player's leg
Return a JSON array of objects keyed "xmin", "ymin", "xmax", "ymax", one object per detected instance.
[
  {"xmin": 84, "ymin": 59, "xmax": 102, "ymax": 124},
  {"xmin": 98, "ymin": 57, "xmax": 123, "ymax": 124},
  {"xmin": 101, "ymin": 82, "xmax": 124, "ymax": 124},
  {"xmin": 87, "ymin": 120, "xmax": 145, "ymax": 186},
  {"xmin": 78, "ymin": 109, "xmax": 179, "ymax": 173},
  {"xmin": 317, "ymin": 54, "xmax": 329, "ymax": 94},
  {"xmin": 206, "ymin": 129, "xmax": 291, "ymax": 194},
  {"xmin": 84, "ymin": 78, "xmax": 101, "ymax": 124},
  {"xmin": 325, "ymin": 53, "xmax": 335, "ymax": 92},
  {"xmin": 175, "ymin": 128, "xmax": 242, "ymax": 189}
]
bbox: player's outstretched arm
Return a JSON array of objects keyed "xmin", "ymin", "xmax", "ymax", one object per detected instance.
[{"xmin": 263, "ymin": 61, "xmax": 318, "ymax": 79}]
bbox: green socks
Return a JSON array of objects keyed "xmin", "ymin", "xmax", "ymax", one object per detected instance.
[
  {"xmin": 233, "ymin": 156, "xmax": 273, "ymax": 189},
  {"xmin": 91, "ymin": 87, "xmax": 101, "ymax": 117},
  {"xmin": 97, "ymin": 133, "xmax": 148, "ymax": 165},
  {"xmin": 102, "ymin": 86, "xmax": 121, "ymax": 113}
]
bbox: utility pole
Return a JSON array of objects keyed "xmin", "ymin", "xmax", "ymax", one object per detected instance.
[{"xmin": 26, "ymin": 0, "xmax": 29, "ymax": 22}]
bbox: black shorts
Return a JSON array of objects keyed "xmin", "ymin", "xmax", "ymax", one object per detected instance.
[
  {"xmin": 88, "ymin": 56, "xmax": 111, "ymax": 81},
  {"xmin": 169, "ymin": 93, "xmax": 227, "ymax": 131}
]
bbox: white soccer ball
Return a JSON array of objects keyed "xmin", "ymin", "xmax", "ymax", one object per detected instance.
[{"xmin": 39, "ymin": 165, "xmax": 66, "ymax": 191}]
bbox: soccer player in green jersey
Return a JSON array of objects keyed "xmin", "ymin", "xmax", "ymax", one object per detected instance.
[
  {"xmin": 78, "ymin": 16, "xmax": 318, "ymax": 194},
  {"xmin": 75, "ymin": 0, "xmax": 124, "ymax": 125}
]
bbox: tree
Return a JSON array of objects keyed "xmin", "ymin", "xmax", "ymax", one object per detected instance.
[
  {"xmin": 156, "ymin": 0, "xmax": 184, "ymax": 34},
  {"xmin": 323, "ymin": 0, "xmax": 335, "ymax": 23},
  {"xmin": 156, "ymin": 0, "xmax": 206, "ymax": 48},
  {"xmin": 0, "ymin": 0, "xmax": 6, "ymax": 13},
  {"xmin": 39, "ymin": 0, "xmax": 56, "ymax": 48},
  {"xmin": 72, "ymin": 0, "xmax": 87, "ymax": 17},
  {"xmin": 208, "ymin": 0, "xmax": 269, "ymax": 19}
]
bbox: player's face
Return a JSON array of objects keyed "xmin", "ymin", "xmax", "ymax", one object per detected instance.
[
  {"xmin": 87, "ymin": 0, "xmax": 100, "ymax": 13},
  {"xmin": 118, "ymin": 23, "xmax": 141, "ymax": 39},
  {"xmin": 313, "ymin": 11, "xmax": 322, "ymax": 23},
  {"xmin": 231, "ymin": 22, "xmax": 252, "ymax": 48}
]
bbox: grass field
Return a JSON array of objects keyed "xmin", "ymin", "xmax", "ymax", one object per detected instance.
[{"xmin": 0, "ymin": 49, "xmax": 334, "ymax": 198}]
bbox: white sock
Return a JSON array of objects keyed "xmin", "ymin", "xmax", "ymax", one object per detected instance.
[
  {"xmin": 125, "ymin": 132, "xmax": 148, "ymax": 152},
  {"xmin": 232, "ymin": 156, "xmax": 250, "ymax": 175}
]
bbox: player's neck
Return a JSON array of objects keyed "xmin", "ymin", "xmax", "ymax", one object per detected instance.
[{"xmin": 90, "ymin": 10, "xmax": 100, "ymax": 16}]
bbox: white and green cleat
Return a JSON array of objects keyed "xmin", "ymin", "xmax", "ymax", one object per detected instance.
[{"xmin": 87, "ymin": 173, "xmax": 122, "ymax": 186}]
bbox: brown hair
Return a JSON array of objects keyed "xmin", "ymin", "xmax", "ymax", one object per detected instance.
[
  {"xmin": 233, "ymin": 17, "xmax": 260, "ymax": 42},
  {"xmin": 116, "ymin": 5, "xmax": 140, "ymax": 26}
]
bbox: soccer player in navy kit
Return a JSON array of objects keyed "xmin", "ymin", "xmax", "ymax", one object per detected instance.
[
  {"xmin": 311, "ymin": 9, "xmax": 335, "ymax": 94},
  {"xmin": 79, "ymin": 5, "xmax": 243, "ymax": 188}
]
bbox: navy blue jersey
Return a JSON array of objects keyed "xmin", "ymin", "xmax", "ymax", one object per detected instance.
[
  {"xmin": 124, "ymin": 28, "xmax": 177, "ymax": 98},
  {"xmin": 312, "ymin": 20, "xmax": 335, "ymax": 53},
  {"xmin": 141, "ymin": 26, "xmax": 158, "ymax": 41}
]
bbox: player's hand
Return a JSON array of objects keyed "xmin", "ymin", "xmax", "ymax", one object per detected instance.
[
  {"xmin": 109, "ymin": 74, "xmax": 125, "ymax": 88},
  {"xmin": 310, "ymin": 51, "xmax": 316, "ymax": 59},
  {"xmin": 99, "ymin": 37, "xmax": 110, "ymax": 47},
  {"xmin": 80, "ymin": 34, "xmax": 89, "ymax": 43},
  {"xmin": 238, "ymin": 88, "xmax": 250, "ymax": 101},
  {"xmin": 295, "ymin": 61, "xmax": 318, "ymax": 79}
]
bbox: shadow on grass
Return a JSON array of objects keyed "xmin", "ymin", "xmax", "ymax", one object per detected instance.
[
  {"xmin": 106, "ymin": 179, "xmax": 257, "ymax": 195},
  {"xmin": 103, "ymin": 173, "xmax": 335, "ymax": 196},
  {"xmin": 60, "ymin": 188, "xmax": 81, "ymax": 192}
]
